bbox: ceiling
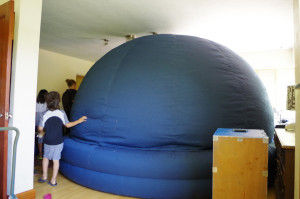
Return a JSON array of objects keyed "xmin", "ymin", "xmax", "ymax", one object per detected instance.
[{"xmin": 40, "ymin": 0, "xmax": 294, "ymax": 62}]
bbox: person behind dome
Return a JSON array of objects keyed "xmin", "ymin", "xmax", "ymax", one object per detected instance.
[{"xmin": 62, "ymin": 79, "xmax": 76, "ymax": 120}]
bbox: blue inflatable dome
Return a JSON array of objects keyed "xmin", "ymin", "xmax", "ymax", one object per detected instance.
[{"xmin": 60, "ymin": 34, "xmax": 274, "ymax": 199}]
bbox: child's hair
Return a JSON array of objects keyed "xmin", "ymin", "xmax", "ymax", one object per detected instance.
[
  {"xmin": 66, "ymin": 79, "xmax": 76, "ymax": 88},
  {"xmin": 36, "ymin": 89, "xmax": 48, "ymax": 103},
  {"xmin": 45, "ymin": 91, "xmax": 60, "ymax": 111}
]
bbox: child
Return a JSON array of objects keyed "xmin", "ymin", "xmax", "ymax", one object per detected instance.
[
  {"xmin": 37, "ymin": 91, "xmax": 87, "ymax": 186},
  {"xmin": 35, "ymin": 89, "xmax": 48, "ymax": 159}
]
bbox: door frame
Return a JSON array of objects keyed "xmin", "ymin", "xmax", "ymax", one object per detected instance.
[{"xmin": 0, "ymin": 1, "xmax": 14, "ymax": 198}]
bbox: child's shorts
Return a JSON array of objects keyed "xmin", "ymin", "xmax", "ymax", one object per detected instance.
[
  {"xmin": 38, "ymin": 137, "xmax": 43, "ymax": 144},
  {"xmin": 43, "ymin": 143, "xmax": 64, "ymax": 160}
]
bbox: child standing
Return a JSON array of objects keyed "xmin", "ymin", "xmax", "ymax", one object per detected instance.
[
  {"xmin": 35, "ymin": 89, "xmax": 48, "ymax": 159},
  {"xmin": 37, "ymin": 91, "xmax": 87, "ymax": 186}
]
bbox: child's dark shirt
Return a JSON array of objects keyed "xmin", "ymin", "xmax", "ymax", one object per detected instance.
[{"xmin": 38, "ymin": 110, "xmax": 69, "ymax": 145}]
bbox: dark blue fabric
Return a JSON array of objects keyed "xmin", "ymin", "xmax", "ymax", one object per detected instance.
[
  {"xmin": 62, "ymin": 34, "xmax": 275, "ymax": 198},
  {"xmin": 43, "ymin": 117, "xmax": 64, "ymax": 145},
  {"xmin": 62, "ymin": 137, "xmax": 212, "ymax": 179},
  {"xmin": 61, "ymin": 137, "xmax": 276, "ymax": 198},
  {"xmin": 268, "ymin": 141, "xmax": 276, "ymax": 186},
  {"xmin": 71, "ymin": 34, "xmax": 273, "ymax": 149},
  {"xmin": 60, "ymin": 160, "xmax": 212, "ymax": 199}
]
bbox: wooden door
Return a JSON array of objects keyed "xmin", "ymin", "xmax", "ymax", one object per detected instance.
[
  {"xmin": 76, "ymin": 75, "xmax": 85, "ymax": 90},
  {"xmin": 0, "ymin": 1, "xmax": 14, "ymax": 198}
]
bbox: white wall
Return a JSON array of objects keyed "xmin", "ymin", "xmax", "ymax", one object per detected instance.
[
  {"xmin": 6, "ymin": 0, "xmax": 42, "ymax": 195},
  {"xmin": 0, "ymin": 1, "xmax": 92, "ymax": 195},
  {"xmin": 238, "ymin": 48, "xmax": 294, "ymax": 70},
  {"xmin": 293, "ymin": 0, "xmax": 300, "ymax": 198},
  {"xmin": 2, "ymin": 2, "xmax": 93, "ymax": 195},
  {"xmin": 37, "ymin": 49, "xmax": 93, "ymax": 100},
  {"xmin": 239, "ymin": 49, "xmax": 295, "ymax": 120}
]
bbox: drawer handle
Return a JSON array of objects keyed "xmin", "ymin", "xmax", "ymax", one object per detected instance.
[{"xmin": 232, "ymin": 129, "xmax": 247, "ymax": 133}]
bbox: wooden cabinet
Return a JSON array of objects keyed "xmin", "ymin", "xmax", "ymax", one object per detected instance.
[
  {"xmin": 213, "ymin": 128, "xmax": 269, "ymax": 199},
  {"xmin": 274, "ymin": 128, "xmax": 295, "ymax": 199}
]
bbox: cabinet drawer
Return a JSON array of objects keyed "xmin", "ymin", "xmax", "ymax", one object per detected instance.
[{"xmin": 274, "ymin": 129, "xmax": 295, "ymax": 199}]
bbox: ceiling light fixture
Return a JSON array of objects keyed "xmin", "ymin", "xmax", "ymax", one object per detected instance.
[
  {"xmin": 126, "ymin": 34, "xmax": 136, "ymax": 41},
  {"xmin": 103, "ymin": 39, "xmax": 109, "ymax": 45}
]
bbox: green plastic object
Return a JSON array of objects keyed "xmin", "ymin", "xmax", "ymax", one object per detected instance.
[{"xmin": 0, "ymin": 127, "xmax": 20, "ymax": 199}]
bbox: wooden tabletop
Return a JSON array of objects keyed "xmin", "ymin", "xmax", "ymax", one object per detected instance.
[{"xmin": 275, "ymin": 128, "xmax": 295, "ymax": 149}]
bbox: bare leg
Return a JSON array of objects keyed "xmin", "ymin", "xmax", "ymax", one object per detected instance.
[
  {"xmin": 38, "ymin": 143, "xmax": 43, "ymax": 157},
  {"xmin": 42, "ymin": 158, "xmax": 49, "ymax": 180},
  {"xmin": 51, "ymin": 160, "xmax": 59, "ymax": 184}
]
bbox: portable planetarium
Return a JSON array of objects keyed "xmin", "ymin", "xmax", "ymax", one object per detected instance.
[{"xmin": 60, "ymin": 34, "xmax": 274, "ymax": 199}]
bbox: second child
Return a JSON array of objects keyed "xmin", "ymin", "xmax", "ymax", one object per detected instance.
[{"xmin": 37, "ymin": 91, "xmax": 87, "ymax": 186}]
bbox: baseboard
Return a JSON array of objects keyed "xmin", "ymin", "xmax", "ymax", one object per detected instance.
[{"xmin": 15, "ymin": 189, "xmax": 36, "ymax": 199}]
